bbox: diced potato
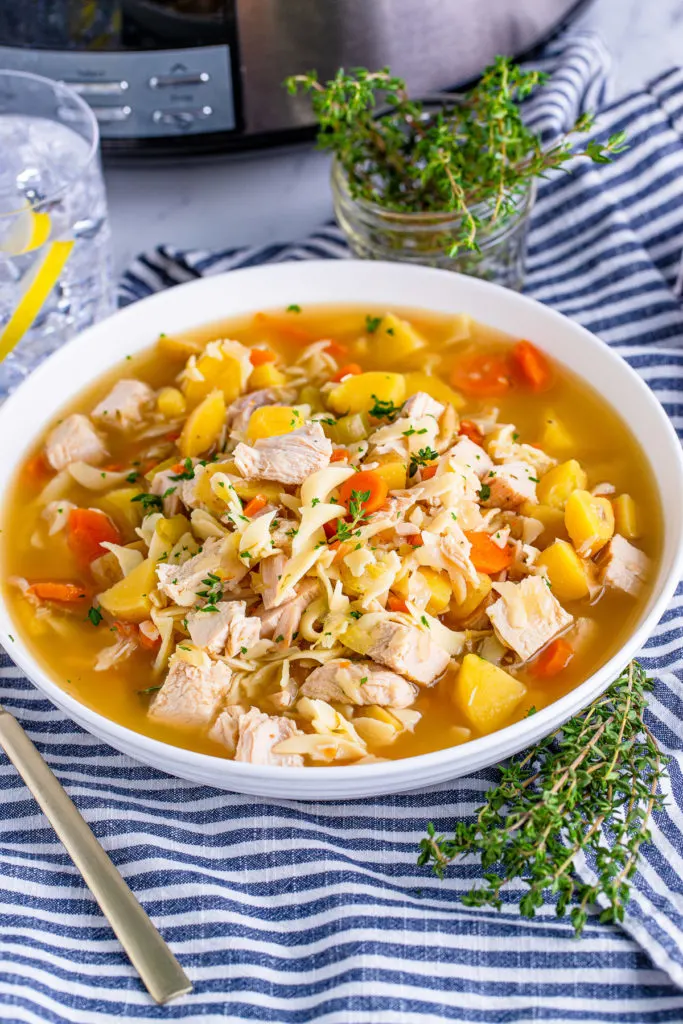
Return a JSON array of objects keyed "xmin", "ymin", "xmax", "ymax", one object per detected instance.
[
  {"xmin": 246, "ymin": 405, "xmax": 300, "ymax": 441},
  {"xmin": 540, "ymin": 410, "xmax": 574, "ymax": 453},
  {"xmin": 565, "ymin": 489, "xmax": 615, "ymax": 556},
  {"xmin": 420, "ymin": 567, "xmax": 452, "ymax": 615},
  {"xmin": 373, "ymin": 460, "xmax": 407, "ymax": 491},
  {"xmin": 99, "ymin": 486, "xmax": 144, "ymax": 532},
  {"xmin": 537, "ymin": 459, "xmax": 588, "ymax": 509},
  {"xmin": 156, "ymin": 386, "xmax": 186, "ymax": 419},
  {"xmin": 179, "ymin": 389, "xmax": 226, "ymax": 458},
  {"xmin": 454, "ymin": 653, "xmax": 527, "ymax": 734},
  {"xmin": 327, "ymin": 371, "xmax": 405, "ymax": 416},
  {"xmin": 520, "ymin": 501, "xmax": 566, "ymax": 538},
  {"xmin": 326, "ymin": 412, "xmax": 369, "ymax": 445},
  {"xmin": 450, "ymin": 572, "xmax": 492, "ymax": 620},
  {"xmin": 98, "ymin": 557, "xmax": 158, "ymax": 622},
  {"xmin": 369, "ymin": 313, "xmax": 426, "ymax": 364},
  {"xmin": 183, "ymin": 351, "xmax": 244, "ymax": 405},
  {"xmin": 298, "ymin": 385, "xmax": 324, "ymax": 412},
  {"xmin": 157, "ymin": 333, "xmax": 203, "ymax": 359},
  {"xmin": 612, "ymin": 493, "xmax": 640, "ymax": 539},
  {"xmin": 143, "ymin": 455, "xmax": 177, "ymax": 481},
  {"xmin": 249, "ymin": 363, "xmax": 288, "ymax": 389},
  {"xmin": 403, "ymin": 371, "xmax": 466, "ymax": 410},
  {"xmin": 536, "ymin": 539, "xmax": 590, "ymax": 601}
]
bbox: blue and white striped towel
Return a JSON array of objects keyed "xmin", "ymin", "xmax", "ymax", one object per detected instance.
[{"xmin": 2, "ymin": 31, "xmax": 683, "ymax": 1024}]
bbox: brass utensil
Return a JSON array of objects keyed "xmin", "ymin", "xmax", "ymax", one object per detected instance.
[{"xmin": 0, "ymin": 705, "xmax": 192, "ymax": 1005}]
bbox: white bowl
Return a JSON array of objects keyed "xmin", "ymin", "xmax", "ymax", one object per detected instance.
[{"xmin": 1, "ymin": 261, "xmax": 681, "ymax": 799}]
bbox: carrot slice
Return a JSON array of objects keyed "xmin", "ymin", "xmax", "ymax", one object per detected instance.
[
  {"xmin": 243, "ymin": 494, "xmax": 268, "ymax": 517},
  {"xmin": 338, "ymin": 470, "xmax": 389, "ymax": 515},
  {"xmin": 331, "ymin": 363, "xmax": 362, "ymax": 383},
  {"xmin": 325, "ymin": 340, "xmax": 348, "ymax": 359},
  {"xmin": 23, "ymin": 453, "xmax": 50, "ymax": 480},
  {"xmin": 330, "ymin": 449, "xmax": 350, "ymax": 463},
  {"xmin": 407, "ymin": 534, "xmax": 424, "ymax": 548},
  {"xmin": 249, "ymin": 347, "xmax": 277, "ymax": 366},
  {"xmin": 68, "ymin": 508, "xmax": 121, "ymax": 565},
  {"xmin": 458, "ymin": 420, "xmax": 484, "ymax": 446},
  {"xmin": 513, "ymin": 340, "xmax": 552, "ymax": 392},
  {"xmin": 450, "ymin": 352, "xmax": 513, "ymax": 396},
  {"xmin": 138, "ymin": 620, "xmax": 161, "ymax": 650},
  {"xmin": 29, "ymin": 582, "xmax": 89, "ymax": 603},
  {"xmin": 533, "ymin": 637, "xmax": 574, "ymax": 678},
  {"xmin": 464, "ymin": 531, "xmax": 514, "ymax": 573},
  {"xmin": 421, "ymin": 465, "xmax": 438, "ymax": 480},
  {"xmin": 387, "ymin": 594, "xmax": 408, "ymax": 613}
]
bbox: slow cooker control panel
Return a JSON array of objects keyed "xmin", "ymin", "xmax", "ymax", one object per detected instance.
[{"xmin": 0, "ymin": 45, "xmax": 237, "ymax": 138}]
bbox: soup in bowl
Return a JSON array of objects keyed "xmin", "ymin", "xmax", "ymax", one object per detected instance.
[{"xmin": 0, "ymin": 262, "xmax": 680, "ymax": 798}]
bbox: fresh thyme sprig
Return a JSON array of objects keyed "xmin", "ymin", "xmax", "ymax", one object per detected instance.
[
  {"xmin": 417, "ymin": 662, "xmax": 667, "ymax": 934},
  {"xmin": 330, "ymin": 488, "xmax": 370, "ymax": 543},
  {"xmin": 286, "ymin": 59, "xmax": 627, "ymax": 252},
  {"xmin": 409, "ymin": 447, "xmax": 439, "ymax": 478}
]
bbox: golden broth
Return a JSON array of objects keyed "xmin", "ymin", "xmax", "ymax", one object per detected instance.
[{"xmin": 0, "ymin": 305, "xmax": 661, "ymax": 763}]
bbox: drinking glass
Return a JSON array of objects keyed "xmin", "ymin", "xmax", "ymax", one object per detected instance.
[{"xmin": 0, "ymin": 70, "xmax": 114, "ymax": 398}]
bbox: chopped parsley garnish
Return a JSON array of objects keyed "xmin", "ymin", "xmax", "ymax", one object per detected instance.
[
  {"xmin": 131, "ymin": 492, "xmax": 163, "ymax": 511},
  {"xmin": 408, "ymin": 447, "xmax": 439, "ymax": 478},
  {"xmin": 240, "ymin": 646, "xmax": 248, "ymax": 655},
  {"xmin": 275, "ymin": 634, "xmax": 285, "ymax": 643},
  {"xmin": 385, "ymin": 326, "xmax": 395, "ymax": 335},
  {"xmin": 286, "ymin": 303, "xmax": 301, "ymax": 313},
  {"xmin": 138, "ymin": 685, "xmax": 162, "ymax": 695},
  {"xmin": 350, "ymin": 610, "xmax": 362, "ymax": 620},
  {"xmin": 311, "ymin": 497, "xmax": 320, "ymax": 506},
  {"xmin": 369, "ymin": 394, "xmax": 403, "ymax": 421},
  {"xmin": 87, "ymin": 607, "xmax": 103, "ymax": 626},
  {"xmin": 365, "ymin": 315, "xmax": 382, "ymax": 333},
  {"xmin": 478, "ymin": 483, "xmax": 491, "ymax": 502},
  {"xmin": 126, "ymin": 471, "xmax": 139, "ymax": 484},
  {"xmin": 421, "ymin": 615, "xmax": 430, "ymax": 628},
  {"xmin": 360, "ymin": 676, "xmax": 368, "ymax": 685},
  {"xmin": 162, "ymin": 486, "xmax": 177, "ymax": 498},
  {"xmin": 170, "ymin": 457, "xmax": 195, "ymax": 481}
]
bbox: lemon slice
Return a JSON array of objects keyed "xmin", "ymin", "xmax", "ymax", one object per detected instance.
[
  {"xmin": 0, "ymin": 208, "xmax": 52, "ymax": 256},
  {"xmin": 0, "ymin": 239, "xmax": 74, "ymax": 362}
]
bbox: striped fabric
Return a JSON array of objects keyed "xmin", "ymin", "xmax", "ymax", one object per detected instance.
[{"xmin": 2, "ymin": 31, "xmax": 683, "ymax": 1024}]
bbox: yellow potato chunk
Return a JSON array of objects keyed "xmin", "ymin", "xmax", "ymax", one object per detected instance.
[
  {"xmin": 565, "ymin": 489, "xmax": 615, "ymax": 556},
  {"xmin": 249, "ymin": 363, "xmax": 288, "ymax": 389},
  {"xmin": 369, "ymin": 313, "xmax": 426, "ymax": 364},
  {"xmin": 520, "ymin": 501, "xmax": 566, "ymax": 538},
  {"xmin": 155, "ymin": 515, "xmax": 190, "ymax": 549},
  {"xmin": 536, "ymin": 539, "xmax": 590, "ymax": 601},
  {"xmin": 298, "ymin": 385, "xmax": 324, "ymax": 412},
  {"xmin": 326, "ymin": 412, "xmax": 369, "ymax": 445},
  {"xmin": 327, "ymin": 371, "xmax": 405, "ymax": 416},
  {"xmin": 540, "ymin": 410, "xmax": 574, "ymax": 453},
  {"xmin": 612, "ymin": 493, "xmax": 640, "ymax": 539},
  {"xmin": 157, "ymin": 333, "xmax": 203, "ymax": 359},
  {"xmin": 246, "ymin": 405, "xmax": 300, "ymax": 441},
  {"xmin": 454, "ymin": 653, "xmax": 527, "ymax": 734},
  {"xmin": 179, "ymin": 388, "xmax": 226, "ymax": 458},
  {"xmin": 420, "ymin": 567, "xmax": 452, "ymax": 615},
  {"xmin": 403, "ymin": 371, "xmax": 466, "ymax": 410},
  {"xmin": 183, "ymin": 351, "xmax": 244, "ymax": 405},
  {"xmin": 99, "ymin": 487, "xmax": 144, "ymax": 532},
  {"xmin": 374, "ymin": 460, "xmax": 408, "ymax": 492},
  {"xmin": 450, "ymin": 572, "xmax": 492, "ymax": 620},
  {"xmin": 537, "ymin": 459, "xmax": 588, "ymax": 509},
  {"xmin": 156, "ymin": 386, "xmax": 186, "ymax": 419},
  {"xmin": 98, "ymin": 557, "xmax": 158, "ymax": 622}
]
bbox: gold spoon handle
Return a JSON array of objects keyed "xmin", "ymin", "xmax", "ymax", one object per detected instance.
[{"xmin": 0, "ymin": 707, "xmax": 192, "ymax": 1004}]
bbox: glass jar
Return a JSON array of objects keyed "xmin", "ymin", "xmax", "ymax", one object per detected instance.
[{"xmin": 331, "ymin": 160, "xmax": 536, "ymax": 292}]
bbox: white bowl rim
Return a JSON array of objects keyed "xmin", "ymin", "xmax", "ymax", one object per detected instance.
[{"xmin": 1, "ymin": 259, "xmax": 681, "ymax": 795}]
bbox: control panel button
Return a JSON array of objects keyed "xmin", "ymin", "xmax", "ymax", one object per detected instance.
[
  {"xmin": 66, "ymin": 80, "xmax": 129, "ymax": 97},
  {"xmin": 148, "ymin": 72, "xmax": 210, "ymax": 89},
  {"xmin": 152, "ymin": 106, "xmax": 213, "ymax": 130},
  {"xmin": 92, "ymin": 105, "xmax": 132, "ymax": 123}
]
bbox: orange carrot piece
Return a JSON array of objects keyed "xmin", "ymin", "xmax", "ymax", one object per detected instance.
[
  {"xmin": 249, "ymin": 347, "xmax": 277, "ymax": 366},
  {"xmin": 387, "ymin": 594, "xmax": 408, "ymax": 613},
  {"xmin": 533, "ymin": 637, "xmax": 574, "ymax": 678},
  {"xmin": 338, "ymin": 470, "xmax": 389, "ymax": 515},
  {"xmin": 451, "ymin": 352, "xmax": 513, "ymax": 397},
  {"xmin": 407, "ymin": 534, "xmax": 424, "ymax": 548},
  {"xmin": 421, "ymin": 465, "xmax": 438, "ymax": 480},
  {"xmin": 253, "ymin": 312, "xmax": 312, "ymax": 344},
  {"xmin": 243, "ymin": 494, "xmax": 268, "ymax": 517},
  {"xmin": 29, "ymin": 582, "xmax": 89, "ymax": 603},
  {"xmin": 464, "ymin": 531, "xmax": 514, "ymax": 574},
  {"xmin": 138, "ymin": 621, "xmax": 161, "ymax": 650},
  {"xmin": 170, "ymin": 462, "xmax": 186, "ymax": 473},
  {"xmin": 513, "ymin": 340, "xmax": 552, "ymax": 392},
  {"xmin": 68, "ymin": 508, "xmax": 121, "ymax": 565},
  {"xmin": 103, "ymin": 462, "xmax": 123, "ymax": 473},
  {"xmin": 458, "ymin": 420, "xmax": 484, "ymax": 446},
  {"xmin": 330, "ymin": 449, "xmax": 350, "ymax": 463},
  {"xmin": 23, "ymin": 453, "xmax": 50, "ymax": 480},
  {"xmin": 325, "ymin": 340, "xmax": 348, "ymax": 359},
  {"xmin": 324, "ymin": 518, "xmax": 340, "ymax": 540},
  {"xmin": 331, "ymin": 363, "xmax": 362, "ymax": 383}
]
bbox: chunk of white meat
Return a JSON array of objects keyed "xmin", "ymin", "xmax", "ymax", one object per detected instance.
[
  {"xmin": 487, "ymin": 576, "xmax": 573, "ymax": 662},
  {"xmin": 234, "ymin": 707, "xmax": 304, "ymax": 766},
  {"xmin": 487, "ymin": 424, "xmax": 557, "ymax": 476},
  {"xmin": 226, "ymin": 387, "xmax": 297, "ymax": 433},
  {"xmin": 186, "ymin": 600, "xmax": 260, "ymax": 655},
  {"xmin": 148, "ymin": 656, "xmax": 232, "ymax": 728},
  {"xmin": 481, "ymin": 461, "xmax": 538, "ymax": 509},
  {"xmin": 44, "ymin": 414, "xmax": 107, "ymax": 470},
  {"xmin": 91, "ymin": 379, "xmax": 154, "ymax": 432},
  {"xmin": 447, "ymin": 436, "xmax": 494, "ymax": 479},
  {"xmin": 596, "ymin": 535, "xmax": 650, "ymax": 598},
  {"xmin": 301, "ymin": 659, "xmax": 418, "ymax": 708},
  {"xmin": 402, "ymin": 391, "xmax": 445, "ymax": 420},
  {"xmin": 260, "ymin": 552, "xmax": 289, "ymax": 609},
  {"xmin": 359, "ymin": 619, "xmax": 450, "ymax": 686},
  {"xmin": 233, "ymin": 422, "xmax": 332, "ymax": 485},
  {"xmin": 208, "ymin": 703, "xmax": 249, "ymax": 754},
  {"xmin": 256, "ymin": 578, "xmax": 319, "ymax": 645},
  {"xmin": 156, "ymin": 537, "xmax": 226, "ymax": 607},
  {"xmin": 150, "ymin": 468, "xmax": 182, "ymax": 516}
]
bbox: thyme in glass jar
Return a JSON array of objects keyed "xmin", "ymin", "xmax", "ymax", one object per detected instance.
[
  {"xmin": 417, "ymin": 662, "xmax": 666, "ymax": 934},
  {"xmin": 285, "ymin": 59, "xmax": 627, "ymax": 253}
]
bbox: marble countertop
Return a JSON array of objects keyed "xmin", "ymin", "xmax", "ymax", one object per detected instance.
[{"xmin": 103, "ymin": 0, "xmax": 683, "ymax": 279}]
